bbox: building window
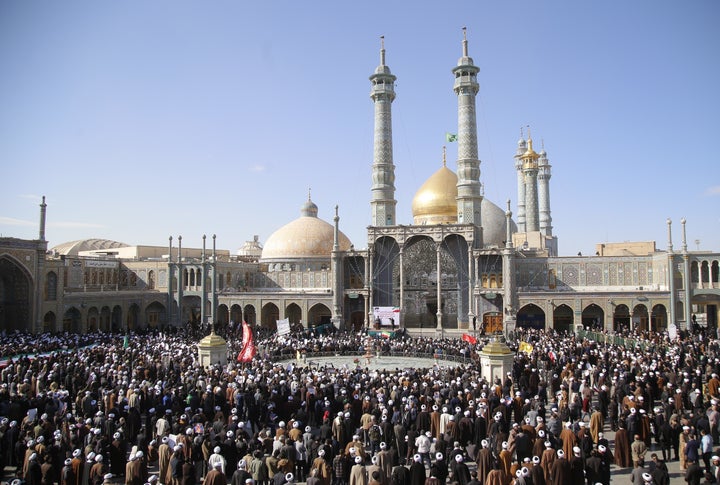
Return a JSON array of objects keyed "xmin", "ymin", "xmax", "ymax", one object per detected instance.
[{"xmin": 46, "ymin": 272, "xmax": 57, "ymax": 301}]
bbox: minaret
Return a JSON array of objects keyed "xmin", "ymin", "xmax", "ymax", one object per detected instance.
[
  {"xmin": 514, "ymin": 131, "xmax": 527, "ymax": 233},
  {"xmin": 538, "ymin": 143, "xmax": 553, "ymax": 236},
  {"xmin": 453, "ymin": 27, "xmax": 483, "ymax": 242},
  {"xmin": 521, "ymin": 134, "xmax": 540, "ymax": 232},
  {"xmin": 370, "ymin": 36, "xmax": 397, "ymax": 226},
  {"xmin": 39, "ymin": 196, "xmax": 47, "ymax": 241}
]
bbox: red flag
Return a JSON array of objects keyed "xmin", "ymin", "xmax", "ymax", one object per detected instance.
[
  {"xmin": 461, "ymin": 333, "xmax": 477, "ymax": 344},
  {"xmin": 237, "ymin": 321, "xmax": 257, "ymax": 362}
]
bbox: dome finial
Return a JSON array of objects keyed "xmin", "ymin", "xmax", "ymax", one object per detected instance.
[
  {"xmin": 442, "ymin": 146, "xmax": 447, "ymax": 167},
  {"xmin": 462, "ymin": 26, "xmax": 468, "ymax": 57},
  {"xmin": 308, "ymin": 187, "xmax": 311, "ymax": 201},
  {"xmin": 380, "ymin": 35, "xmax": 385, "ymax": 66},
  {"xmin": 300, "ymin": 191, "xmax": 318, "ymax": 218}
]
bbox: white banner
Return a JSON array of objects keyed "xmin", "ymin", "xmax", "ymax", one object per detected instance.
[
  {"xmin": 276, "ymin": 318, "xmax": 291, "ymax": 335},
  {"xmin": 84, "ymin": 259, "xmax": 119, "ymax": 269},
  {"xmin": 372, "ymin": 306, "xmax": 400, "ymax": 326}
]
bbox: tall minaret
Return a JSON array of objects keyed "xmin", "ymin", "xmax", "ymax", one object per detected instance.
[
  {"xmin": 537, "ymin": 143, "xmax": 553, "ymax": 236},
  {"xmin": 521, "ymin": 134, "xmax": 540, "ymax": 232},
  {"xmin": 370, "ymin": 36, "xmax": 397, "ymax": 226},
  {"xmin": 39, "ymin": 196, "xmax": 47, "ymax": 241},
  {"xmin": 453, "ymin": 28, "xmax": 483, "ymax": 241},
  {"xmin": 514, "ymin": 131, "xmax": 527, "ymax": 233}
]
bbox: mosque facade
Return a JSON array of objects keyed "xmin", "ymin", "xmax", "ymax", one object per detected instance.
[{"xmin": 1, "ymin": 33, "xmax": 718, "ymax": 337}]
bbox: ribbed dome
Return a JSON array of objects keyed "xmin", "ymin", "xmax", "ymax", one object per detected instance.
[
  {"xmin": 51, "ymin": 238, "xmax": 129, "ymax": 256},
  {"xmin": 412, "ymin": 163, "xmax": 458, "ymax": 225},
  {"xmin": 481, "ymin": 198, "xmax": 517, "ymax": 248},
  {"xmin": 261, "ymin": 198, "xmax": 352, "ymax": 262}
]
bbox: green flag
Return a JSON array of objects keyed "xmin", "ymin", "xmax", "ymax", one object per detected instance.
[
  {"xmin": 445, "ymin": 132, "xmax": 458, "ymax": 142},
  {"xmin": 123, "ymin": 335, "xmax": 129, "ymax": 349}
]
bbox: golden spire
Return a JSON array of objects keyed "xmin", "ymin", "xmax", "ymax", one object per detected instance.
[
  {"xmin": 442, "ymin": 146, "xmax": 447, "ymax": 167},
  {"xmin": 380, "ymin": 35, "xmax": 385, "ymax": 66},
  {"xmin": 522, "ymin": 125, "xmax": 539, "ymax": 162}
]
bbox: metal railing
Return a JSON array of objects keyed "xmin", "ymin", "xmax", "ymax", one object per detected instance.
[
  {"xmin": 575, "ymin": 329, "xmax": 663, "ymax": 352},
  {"xmin": 269, "ymin": 349, "xmax": 473, "ymax": 364}
]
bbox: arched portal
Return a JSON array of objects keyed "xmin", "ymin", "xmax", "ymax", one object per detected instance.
[
  {"xmin": 399, "ymin": 236, "xmax": 466, "ymax": 329},
  {"xmin": 344, "ymin": 293, "xmax": 365, "ymax": 331},
  {"xmin": 517, "ymin": 304, "xmax": 546, "ymax": 330},
  {"xmin": 127, "ymin": 304, "xmax": 140, "ymax": 330},
  {"xmin": 553, "ymin": 304, "xmax": 574, "ymax": 333},
  {"xmin": 87, "ymin": 307, "xmax": 99, "ymax": 332},
  {"xmin": 286, "ymin": 303, "xmax": 302, "ymax": 325},
  {"xmin": 582, "ymin": 304, "xmax": 604, "ymax": 331},
  {"xmin": 230, "ymin": 304, "xmax": 243, "ymax": 324},
  {"xmin": 100, "ymin": 306, "xmax": 112, "ymax": 332},
  {"xmin": 632, "ymin": 304, "xmax": 649, "ymax": 332},
  {"xmin": 112, "ymin": 306, "xmax": 123, "ymax": 332},
  {"xmin": 308, "ymin": 303, "xmax": 331, "ymax": 327},
  {"xmin": 651, "ymin": 304, "xmax": 668, "ymax": 332},
  {"xmin": 145, "ymin": 301, "xmax": 166, "ymax": 329},
  {"xmin": 217, "ymin": 304, "xmax": 229, "ymax": 326},
  {"xmin": 613, "ymin": 304, "xmax": 630, "ymax": 331},
  {"xmin": 63, "ymin": 307, "xmax": 82, "ymax": 333},
  {"xmin": 0, "ymin": 256, "xmax": 32, "ymax": 333},
  {"xmin": 244, "ymin": 305, "xmax": 256, "ymax": 325},
  {"xmin": 43, "ymin": 312, "xmax": 56, "ymax": 333},
  {"xmin": 373, "ymin": 237, "xmax": 399, "ymax": 309},
  {"xmin": 261, "ymin": 303, "xmax": 279, "ymax": 330},
  {"xmin": 182, "ymin": 295, "xmax": 201, "ymax": 326}
]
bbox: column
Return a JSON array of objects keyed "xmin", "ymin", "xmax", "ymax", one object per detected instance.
[
  {"xmin": 436, "ymin": 242, "xmax": 443, "ymax": 330},
  {"xmin": 177, "ymin": 236, "xmax": 183, "ymax": 327},
  {"xmin": 467, "ymin": 244, "xmax": 474, "ymax": 326},
  {"xmin": 367, "ymin": 245, "xmax": 374, "ymax": 329},
  {"xmin": 399, "ymin": 246, "xmax": 404, "ymax": 328},
  {"xmin": 682, "ymin": 219, "xmax": 692, "ymax": 329},
  {"xmin": 201, "ymin": 235, "xmax": 207, "ymax": 328}
]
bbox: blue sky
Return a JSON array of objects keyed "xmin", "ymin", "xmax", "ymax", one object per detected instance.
[{"xmin": 1, "ymin": 1, "xmax": 718, "ymax": 256}]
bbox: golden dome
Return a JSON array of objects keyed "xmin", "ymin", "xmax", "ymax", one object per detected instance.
[
  {"xmin": 412, "ymin": 160, "xmax": 458, "ymax": 225},
  {"xmin": 261, "ymin": 197, "xmax": 352, "ymax": 262}
]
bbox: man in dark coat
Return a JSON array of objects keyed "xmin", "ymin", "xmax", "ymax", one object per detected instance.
[
  {"xmin": 408, "ymin": 454, "xmax": 425, "ymax": 485},
  {"xmin": 474, "ymin": 440, "xmax": 493, "ymax": 484},
  {"xmin": 206, "ymin": 462, "xmax": 228, "ymax": 485},
  {"xmin": 548, "ymin": 449, "xmax": 570, "ymax": 485},
  {"xmin": 450, "ymin": 455, "xmax": 470, "ymax": 485}
]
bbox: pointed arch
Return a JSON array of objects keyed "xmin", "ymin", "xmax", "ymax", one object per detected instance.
[
  {"xmin": 244, "ymin": 305, "xmax": 257, "ymax": 325},
  {"xmin": 43, "ymin": 311, "xmax": 56, "ymax": 333},
  {"xmin": 286, "ymin": 303, "xmax": 302, "ymax": 325},
  {"xmin": 145, "ymin": 301, "xmax": 166, "ymax": 328},
  {"xmin": 581, "ymin": 303, "xmax": 604, "ymax": 331},
  {"xmin": 613, "ymin": 304, "xmax": 630, "ymax": 332},
  {"xmin": 651, "ymin": 304, "xmax": 668, "ymax": 332},
  {"xmin": 261, "ymin": 303, "xmax": 279, "ymax": 330},
  {"xmin": 308, "ymin": 303, "xmax": 331, "ymax": 327},
  {"xmin": 0, "ymin": 254, "xmax": 33, "ymax": 333},
  {"xmin": 517, "ymin": 304, "xmax": 546, "ymax": 330},
  {"xmin": 552, "ymin": 304, "xmax": 574, "ymax": 334},
  {"xmin": 63, "ymin": 307, "xmax": 82, "ymax": 333}
]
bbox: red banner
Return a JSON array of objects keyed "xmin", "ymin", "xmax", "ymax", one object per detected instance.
[
  {"xmin": 461, "ymin": 333, "xmax": 477, "ymax": 344},
  {"xmin": 237, "ymin": 321, "xmax": 257, "ymax": 362}
]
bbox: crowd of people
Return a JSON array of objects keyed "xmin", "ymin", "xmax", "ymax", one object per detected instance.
[{"xmin": 1, "ymin": 324, "xmax": 720, "ymax": 485}]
